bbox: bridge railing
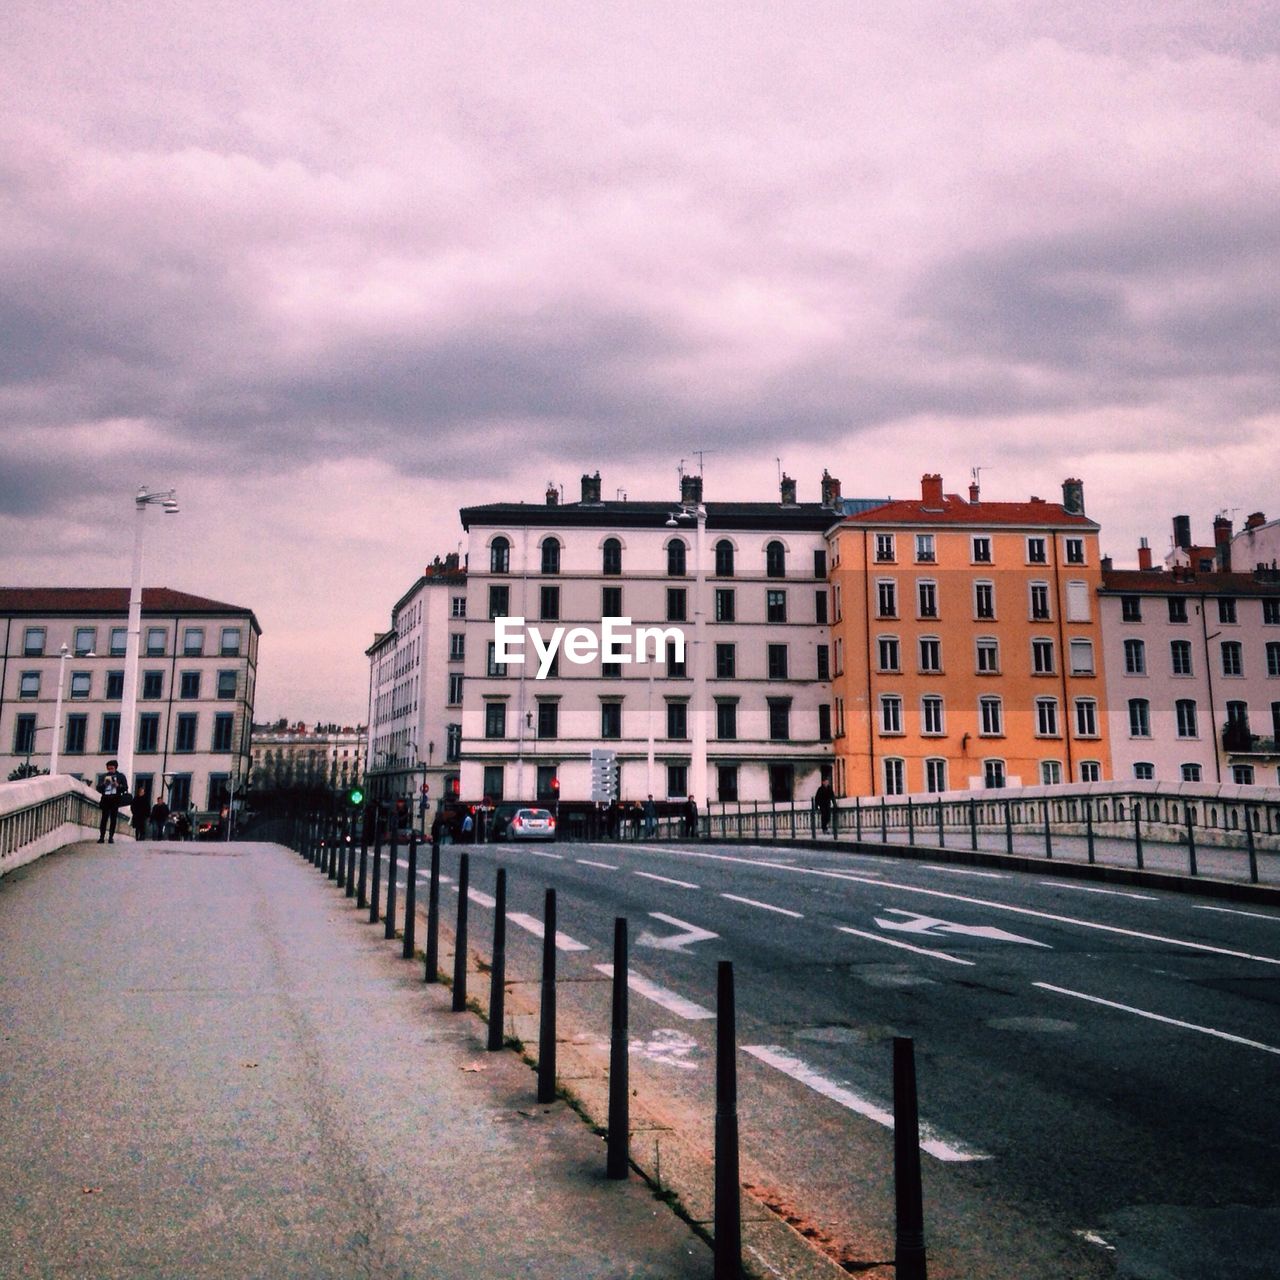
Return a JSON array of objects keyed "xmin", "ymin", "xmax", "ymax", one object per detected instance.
[{"xmin": 0, "ymin": 776, "xmax": 103, "ymax": 878}]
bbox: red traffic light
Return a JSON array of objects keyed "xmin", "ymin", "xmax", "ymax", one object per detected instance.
[{"xmin": 551, "ymin": 777, "xmax": 560, "ymax": 792}]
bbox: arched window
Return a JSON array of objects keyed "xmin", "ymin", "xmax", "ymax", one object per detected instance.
[
  {"xmin": 766, "ymin": 540, "xmax": 786, "ymax": 578},
  {"xmin": 602, "ymin": 538, "xmax": 622, "ymax": 575},
  {"xmin": 490, "ymin": 536, "xmax": 510, "ymax": 574},
  {"xmin": 540, "ymin": 538, "xmax": 561, "ymax": 575},
  {"xmin": 714, "ymin": 539, "xmax": 735, "ymax": 577},
  {"xmin": 667, "ymin": 539, "xmax": 687, "ymax": 577}
]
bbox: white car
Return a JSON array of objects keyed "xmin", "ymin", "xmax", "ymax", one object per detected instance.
[{"xmin": 505, "ymin": 808, "xmax": 557, "ymax": 842}]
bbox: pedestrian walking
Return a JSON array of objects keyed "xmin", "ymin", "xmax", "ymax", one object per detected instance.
[
  {"xmin": 643, "ymin": 794, "xmax": 658, "ymax": 837},
  {"xmin": 150, "ymin": 798, "xmax": 170, "ymax": 840},
  {"xmin": 683, "ymin": 795, "xmax": 698, "ymax": 838},
  {"xmin": 96, "ymin": 759, "xmax": 129, "ymax": 844},
  {"xmin": 129, "ymin": 783, "xmax": 150, "ymax": 841},
  {"xmin": 815, "ymin": 775, "xmax": 835, "ymax": 834}
]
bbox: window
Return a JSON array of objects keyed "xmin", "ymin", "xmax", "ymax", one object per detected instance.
[
  {"xmin": 1181, "ymin": 763, "xmax": 1202, "ymax": 782},
  {"xmin": 486, "ymin": 641, "xmax": 508, "ymax": 678},
  {"xmin": 1027, "ymin": 536, "xmax": 1047, "ymax": 564},
  {"xmin": 1221, "ymin": 641, "xmax": 1243, "ymax": 676},
  {"xmin": 450, "ymin": 633, "xmax": 466, "ymax": 661},
  {"xmin": 767, "ymin": 644, "xmax": 789, "ymax": 680},
  {"xmin": 1218, "ymin": 598, "xmax": 1237, "ymax": 624},
  {"xmin": 540, "ymin": 539, "xmax": 561, "ymax": 575},
  {"xmin": 974, "ymin": 581, "xmax": 995, "ymax": 619},
  {"xmin": 445, "ymin": 673, "xmax": 463, "ymax": 705},
  {"xmin": 1171, "ymin": 640, "xmax": 1193, "ymax": 676},
  {"xmin": 14, "ymin": 714, "xmax": 36, "ymax": 755},
  {"xmin": 1079, "ymin": 760, "xmax": 1101, "ymax": 782},
  {"xmin": 602, "ymin": 586, "xmax": 623, "ymax": 616},
  {"xmin": 539, "ymin": 585, "xmax": 560, "ymax": 621},
  {"xmin": 921, "ymin": 695, "xmax": 944, "ymax": 735},
  {"xmin": 137, "ymin": 713, "xmax": 160, "ymax": 753},
  {"xmin": 877, "ymin": 580, "xmax": 897, "ymax": 618},
  {"xmin": 1232, "ymin": 765, "xmax": 1255, "ymax": 785},
  {"xmin": 769, "ymin": 763, "xmax": 795, "ymax": 802},
  {"xmin": 875, "ymin": 533, "xmax": 895, "ymax": 563},
  {"xmin": 63, "ymin": 674, "xmax": 87, "ymax": 704},
  {"xmin": 1030, "ymin": 582, "xmax": 1051, "ymax": 621},
  {"xmin": 445, "ymin": 724, "xmax": 462, "ymax": 762},
  {"xmin": 815, "ymin": 590, "xmax": 828, "ymax": 624},
  {"xmin": 212, "ymin": 714, "xmax": 234, "ymax": 752},
  {"xmin": 1065, "ymin": 581, "xmax": 1091, "ymax": 622},
  {"xmin": 816, "ymin": 644, "xmax": 830, "ymax": 681},
  {"xmin": 537, "ymin": 702, "xmax": 558, "ymax": 739},
  {"xmin": 1128, "ymin": 698, "xmax": 1151, "ymax": 737},
  {"xmin": 451, "ymin": 596, "xmax": 467, "ymax": 618},
  {"xmin": 600, "ymin": 702, "xmax": 622, "ymax": 739},
  {"xmin": 217, "ymin": 670, "xmax": 237, "ymax": 700},
  {"xmin": 1041, "ymin": 760, "xmax": 1063, "ymax": 785},
  {"xmin": 1032, "ymin": 638, "xmax": 1055, "ymax": 674},
  {"xmin": 1064, "ymin": 538, "xmax": 1085, "ymax": 565},
  {"xmin": 1036, "ymin": 698, "xmax": 1059, "ymax": 736},
  {"xmin": 1176, "ymin": 699, "xmax": 1198, "ymax": 738},
  {"xmin": 1124, "ymin": 638, "xmax": 1146, "ymax": 675},
  {"xmin": 142, "ymin": 627, "xmax": 165, "ymax": 656},
  {"xmin": 110, "ymin": 627, "xmax": 127, "ymax": 656},
  {"xmin": 1268, "ymin": 642, "xmax": 1280, "ymax": 677},
  {"xmin": 1168, "ymin": 597, "xmax": 1188, "ymax": 624},
  {"xmin": 64, "ymin": 714, "xmax": 87, "ymax": 754},
  {"xmin": 716, "ymin": 701, "xmax": 738, "ymax": 740},
  {"xmin": 880, "ymin": 694, "xmax": 903, "ymax": 734},
  {"xmin": 915, "ymin": 533, "xmax": 935, "ymax": 563},
  {"xmin": 666, "ymin": 641, "xmax": 686, "ymax": 677},
  {"xmin": 219, "ymin": 627, "xmax": 241, "ymax": 657},
  {"xmin": 983, "ymin": 759, "xmax": 1006, "ymax": 789},
  {"xmin": 666, "ymin": 764, "xmax": 688, "ymax": 799},
  {"xmin": 918, "ymin": 637, "xmax": 941, "ymax": 673},
  {"xmin": 485, "ymin": 703, "xmax": 507, "ymax": 739},
  {"xmin": 1069, "ymin": 639, "xmax": 1095, "ymax": 675},
  {"xmin": 107, "ymin": 671, "xmax": 124, "ymax": 699},
  {"xmin": 19, "ymin": 672, "xmax": 39, "ymax": 698},
  {"xmin": 971, "ymin": 536, "xmax": 992, "ymax": 564},
  {"xmin": 768, "ymin": 698, "xmax": 791, "ymax": 741},
  {"xmin": 100, "ymin": 714, "xmax": 120, "ymax": 754},
  {"xmin": 1133, "ymin": 762, "xmax": 1155, "ymax": 781},
  {"xmin": 23, "ymin": 627, "xmax": 45, "ymax": 656},
  {"xmin": 818, "ymin": 704, "xmax": 832, "ymax": 741},
  {"xmin": 976, "ymin": 637, "xmax": 999, "ymax": 673},
  {"xmin": 179, "ymin": 671, "xmax": 201, "ymax": 699},
  {"xmin": 765, "ymin": 540, "xmax": 786, "ymax": 578},
  {"xmin": 1226, "ymin": 700, "xmax": 1249, "ymax": 728},
  {"xmin": 483, "ymin": 766, "xmax": 505, "ymax": 801},
  {"xmin": 925, "ymin": 758, "xmax": 948, "ymax": 792},
  {"xmin": 666, "ymin": 701, "xmax": 688, "ymax": 739},
  {"xmin": 715, "ymin": 589, "xmax": 736, "ymax": 622},
  {"xmin": 917, "ymin": 580, "xmax": 938, "ymax": 618},
  {"xmin": 980, "ymin": 696, "xmax": 1003, "ymax": 736},
  {"xmin": 717, "ymin": 765, "xmax": 739, "ymax": 802},
  {"xmin": 766, "ymin": 590, "xmax": 788, "ymax": 622},
  {"xmin": 714, "ymin": 540, "xmax": 735, "ymax": 576},
  {"xmin": 166, "ymin": 775, "xmax": 191, "ymax": 811},
  {"xmin": 142, "ymin": 671, "xmax": 163, "ymax": 699},
  {"xmin": 602, "ymin": 538, "xmax": 622, "ymax": 575},
  {"xmin": 536, "ymin": 765, "xmax": 559, "ymax": 802},
  {"xmin": 878, "ymin": 636, "xmax": 900, "ymax": 672},
  {"xmin": 715, "ymin": 644, "xmax": 736, "ymax": 679},
  {"xmin": 75, "ymin": 627, "xmax": 96, "ymax": 656},
  {"xmin": 1121, "ymin": 596, "xmax": 1142, "ymax": 623},
  {"xmin": 1265, "ymin": 600, "xmax": 1280, "ymax": 625},
  {"xmin": 667, "ymin": 588, "xmax": 687, "ymax": 622},
  {"xmin": 667, "ymin": 539, "xmax": 687, "ymax": 577},
  {"xmin": 883, "ymin": 758, "xmax": 905, "ymax": 795},
  {"xmin": 172, "ymin": 714, "xmax": 197, "ymax": 753},
  {"xmin": 490, "ymin": 537, "xmax": 510, "ymax": 574},
  {"xmin": 813, "ymin": 549, "xmax": 827, "ymax": 578},
  {"xmin": 182, "ymin": 627, "xmax": 204, "ymax": 656},
  {"xmin": 489, "ymin": 584, "xmax": 510, "ymax": 619}
]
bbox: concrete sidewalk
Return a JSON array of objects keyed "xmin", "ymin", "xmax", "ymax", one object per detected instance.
[{"xmin": 0, "ymin": 839, "xmax": 713, "ymax": 1280}]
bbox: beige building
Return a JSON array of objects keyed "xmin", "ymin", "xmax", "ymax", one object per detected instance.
[{"xmin": 250, "ymin": 721, "xmax": 367, "ymax": 795}]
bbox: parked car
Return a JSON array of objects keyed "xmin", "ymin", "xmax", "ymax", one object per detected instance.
[
  {"xmin": 505, "ymin": 807, "xmax": 556, "ymax": 842},
  {"xmin": 194, "ymin": 810, "xmax": 224, "ymax": 840}
]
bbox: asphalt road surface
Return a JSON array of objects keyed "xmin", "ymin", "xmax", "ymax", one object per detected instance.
[{"xmin": 383, "ymin": 836, "xmax": 1280, "ymax": 1280}]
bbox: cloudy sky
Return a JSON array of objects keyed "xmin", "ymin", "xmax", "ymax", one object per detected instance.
[{"xmin": 2, "ymin": 1, "xmax": 1277, "ymax": 724}]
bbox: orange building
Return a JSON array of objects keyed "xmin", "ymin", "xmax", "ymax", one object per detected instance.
[{"xmin": 827, "ymin": 474, "xmax": 1112, "ymax": 796}]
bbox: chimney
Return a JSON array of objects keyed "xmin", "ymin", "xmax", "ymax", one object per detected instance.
[
  {"xmin": 1062, "ymin": 478, "xmax": 1084, "ymax": 514},
  {"xmin": 1246, "ymin": 511, "xmax": 1267, "ymax": 531},
  {"xmin": 820, "ymin": 470, "xmax": 842, "ymax": 508},
  {"xmin": 968, "ymin": 480, "xmax": 980, "ymax": 503},
  {"xmin": 1101, "ymin": 555, "xmax": 1113, "ymax": 572},
  {"xmin": 680, "ymin": 473, "xmax": 703, "ymax": 505},
  {"xmin": 1172, "ymin": 514, "xmax": 1192, "ymax": 551},
  {"xmin": 580, "ymin": 471, "xmax": 602, "ymax": 504},
  {"xmin": 779, "ymin": 473, "xmax": 797, "ymax": 505},
  {"xmin": 1214, "ymin": 514, "xmax": 1233, "ymax": 572},
  {"xmin": 920, "ymin": 473, "xmax": 944, "ymax": 508},
  {"xmin": 545, "ymin": 483, "xmax": 559, "ymax": 506},
  {"xmin": 1137, "ymin": 537, "xmax": 1153, "ymax": 571}
]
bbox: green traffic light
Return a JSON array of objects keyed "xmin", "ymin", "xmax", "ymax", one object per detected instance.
[{"xmin": 349, "ymin": 787, "xmax": 365, "ymax": 806}]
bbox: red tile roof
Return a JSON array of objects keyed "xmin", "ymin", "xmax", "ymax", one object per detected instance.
[
  {"xmin": 0, "ymin": 587, "xmax": 261, "ymax": 629},
  {"xmin": 840, "ymin": 493, "xmax": 1096, "ymax": 528},
  {"xmin": 1102, "ymin": 568, "xmax": 1280, "ymax": 596}
]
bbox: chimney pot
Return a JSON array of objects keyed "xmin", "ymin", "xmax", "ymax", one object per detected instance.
[
  {"xmin": 1246, "ymin": 511, "xmax": 1266, "ymax": 531},
  {"xmin": 545, "ymin": 483, "xmax": 559, "ymax": 506},
  {"xmin": 920, "ymin": 473, "xmax": 944, "ymax": 507},
  {"xmin": 580, "ymin": 471, "xmax": 602, "ymax": 504},
  {"xmin": 680, "ymin": 474, "xmax": 703, "ymax": 506},
  {"xmin": 1138, "ymin": 538, "xmax": 1153, "ymax": 571},
  {"xmin": 820, "ymin": 470, "xmax": 842, "ymax": 508},
  {"xmin": 968, "ymin": 481, "xmax": 980, "ymax": 503},
  {"xmin": 779, "ymin": 473, "xmax": 797, "ymax": 505},
  {"xmin": 1172, "ymin": 514, "xmax": 1192, "ymax": 551},
  {"xmin": 1062, "ymin": 477, "xmax": 1085, "ymax": 515}
]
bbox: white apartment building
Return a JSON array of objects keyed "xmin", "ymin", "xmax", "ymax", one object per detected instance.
[
  {"xmin": 0, "ymin": 587, "xmax": 259, "ymax": 812},
  {"xmin": 365, "ymin": 555, "xmax": 468, "ymax": 809},
  {"xmin": 250, "ymin": 721, "xmax": 366, "ymax": 794},
  {"xmin": 456, "ymin": 471, "xmax": 841, "ymax": 807}
]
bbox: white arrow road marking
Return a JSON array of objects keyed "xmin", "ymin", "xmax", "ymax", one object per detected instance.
[
  {"xmin": 743, "ymin": 1045, "xmax": 989, "ymax": 1163},
  {"xmin": 595, "ymin": 964, "xmax": 714, "ymax": 1020},
  {"xmin": 634, "ymin": 1028, "xmax": 702, "ymax": 1070},
  {"xmin": 635, "ymin": 912, "xmax": 719, "ymax": 952},
  {"xmin": 877, "ymin": 909, "xmax": 1050, "ymax": 948},
  {"xmin": 837, "ymin": 925, "xmax": 974, "ymax": 966},
  {"xmin": 506, "ymin": 912, "xmax": 590, "ymax": 952}
]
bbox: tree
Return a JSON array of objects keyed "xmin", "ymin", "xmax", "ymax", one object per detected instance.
[{"xmin": 8, "ymin": 763, "xmax": 48, "ymax": 781}]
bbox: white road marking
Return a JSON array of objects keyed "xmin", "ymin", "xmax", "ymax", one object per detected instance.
[
  {"xmin": 1035, "ymin": 983, "xmax": 1280, "ymax": 1057},
  {"xmin": 594, "ymin": 964, "xmax": 714, "ymax": 1020},
  {"xmin": 506, "ymin": 913, "xmax": 591, "ymax": 951},
  {"xmin": 448, "ymin": 886, "xmax": 498, "ymax": 908},
  {"xmin": 720, "ymin": 893, "xmax": 803, "ymax": 919},
  {"xmin": 742, "ymin": 1045, "xmax": 988, "ymax": 1163},
  {"xmin": 525, "ymin": 850, "xmax": 564, "ymax": 860},
  {"xmin": 836, "ymin": 925, "xmax": 974, "ymax": 966},
  {"xmin": 635, "ymin": 912, "xmax": 719, "ymax": 952},
  {"xmin": 923, "ymin": 865, "xmax": 1008, "ymax": 879},
  {"xmin": 634, "ymin": 870, "xmax": 700, "ymax": 889},
  {"xmin": 1037, "ymin": 881, "xmax": 1156, "ymax": 901},
  {"xmin": 577, "ymin": 859, "xmax": 619, "ymax": 870},
  {"xmin": 877, "ymin": 909, "xmax": 1049, "ymax": 948},
  {"xmin": 1193, "ymin": 904, "xmax": 1280, "ymax": 922}
]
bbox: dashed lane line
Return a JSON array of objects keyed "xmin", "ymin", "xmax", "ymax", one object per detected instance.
[
  {"xmin": 506, "ymin": 913, "xmax": 591, "ymax": 952},
  {"xmin": 921, "ymin": 865, "xmax": 1008, "ymax": 879},
  {"xmin": 1037, "ymin": 882, "xmax": 1157, "ymax": 901},
  {"xmin": 719, "ymin": 893, "xmax": 803, "ymax": 919},
  {"xmin": 634, "ymin": 870, "xmax": 700, "ymax": 889},
  {"xmin": 577, "ymin": 859, "xmax": 619, "ymax": 870},
  {"xmin": 594, "ymin": 964, "xmax": 714, "ymax": 1020},
  {"xmin": 525, "ymin": 850, "xmax": 565, "ymax": 860},
  {"xmin": 836, "ymin": 924, "xmax": 975, "ymax": 966},
  {"xmin": 1193, "ymin": 904, "xmax": 1280, "ymax": 923}
]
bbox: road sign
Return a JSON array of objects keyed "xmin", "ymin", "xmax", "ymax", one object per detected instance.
[{"xmin": 590, "ymin": 748, "xmax": 617, "ymax": 802}]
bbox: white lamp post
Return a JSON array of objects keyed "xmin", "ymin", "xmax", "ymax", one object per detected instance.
[
  {"xmin": 119, "ymin": 486, "xmax": 179, "ymax": 783},
  {"xmin": 49, "ymin": 643, "xmax": 69, "ymax": 776},
  {"xmin": 667, "ymin": 502, "xmax": 708, "ymax": 807}
]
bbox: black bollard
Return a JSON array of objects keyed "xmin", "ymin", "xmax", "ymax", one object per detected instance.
[
  {"xmin": 893, "ymin": 1037, "xmax": 928, "ymax": 1280},
  {"xmin": 1004, "ymin": 801, "xmax": 1014, "ymax": 854},
  {"xmin": 906, "ymin": 796, "xmax": 915, "ymax": 846},
  {"xmin": 1246, "ymin": 808, "xmax": 1259, "ymax": 883},
  {"xmin": 607, "ymin": 917, "xmax": 629, "ymax": 1180},
  {"xmin": 1085, "ymin": 800, "xmax": 1096, "ymax": 864},
  {"xmin": 402, "ymin": 831, "xmax": 418, "ymax": 959},
  {"xmin": 1185, "ymin": 807, "xmax": 1198, "ymax": 876},
  {"xmin": 881, "ymin": 796, "xmax": 888, "ymax": 844},
  {"xmin": 328, "ymin": 815, "xmax": 338, "ymax": 879},
  {"xmin": 338, "ymin": 815, "xmax": 349, "ymax": 884},
  {"xmin": 936, "ymin": 801, "xmax": 945, "ymax": 849},
  {"xmin": 357, "ymin": 811, "xmax": 370, "ymax": 909},
  {"xmin": 425, "ymin": 837, "xmax": 440, "ymax": 983},
  {"xmin": 385, "ymin": 826, "xmax": 398, "ymax": 941},
  {"xmin": 1133, "ymin": 805, "xmax": 1144, "ymax": 870},
  {"xmin": 1043, "ymin": 804, "xmax": 1053, "ymax": 859},
  {"xmin": 537, "ymin": 888, "xmax": 557, "ymax": 1103},
  {"xmin": 345, "ymin": 813, "xmax": 357, "ymax": 898},
  {"xmin": 369, "ymin": 814, "xmax": 383, "ymax": 925},
  {"xmin": 452, "ymin": 853, "xmax": 470, "ymax": 1012},
  {"xmin": 487, "ymin": 868, "xmax": 506, "ymax": 1051},
  {"xmin": 969, "ymin": 797, "xmax": 978, "ymax": 851},
  {"xmin": 714, "ymin": 960, "xmax": 742, "ymax": 1280}
]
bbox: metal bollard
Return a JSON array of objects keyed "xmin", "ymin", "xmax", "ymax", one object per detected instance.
[
  {"xmin": 893, "ymin": 1037, "xmax": 928, "ymax": 1280},
  {"xmin": 906, "ymin": 797, "xmax": 915, "ymax": 846},
  {"xmin": 1043, "ymin": 804, "xmax": 1053, "ymax": 860},
  {"xmin": 487, "ymin": 868, "xmax": 506, "ymax": 1051},
  {"xmin": 402, "ymin": 831, "xmax": 418, "ymax": 959},
  {"xmin": 384, "ymin": 827, "xmax": 398, "ymax": 941},
  {"xmin": 328, "ymin": 815, "xmax": 338, "ymax": 879},
  {"xmin": 969, "ymin": 797, "xmax": 978, "ymax": 851},
  {"xmin": 345, "ymin": 814, "xmax": 357, "ymax": 897},
  {"xmin": 425, "ymin": 837, "xmax": 440, "ymax": 982},
  {"xmin": 607, "ymin": 917, "xmax": 629, "ymax": 1180},
  {"xmin": 714, "ymin": 960, "xmax": 743, "ymax": 1280},
  {"xmin": 1133, "ymin": 805, "xmax": 1144, "ymax": 870},
  {"xmin": 1246, "ymin": 809, "xmax": 1259, "ymax": 883},
  {"xmin": 369, "ymin": 816, "xmax": 382, "ymax": 924},
  {"xmin": 452, "ymin": 853, "xmax": 470, "ymax": 1011},
  {"xmin": 538, "ymin": 888, "xmax": 557, "ymax": 1104},
  {"xmin": 1085, "ymin": 800, "xmax": 1096, "ymax": 864},
  {"xmin": 357, "ymin": 812, "xmax": 370, "ymax": 908},
  {"xmin": 1004, "ymin": 801, "xmax": 1013, "ymax": 854},
  {"xmin": 1185, "ymin": 807, "xmax": 1197, "ymax": 877},
  {"xmin": 881, "ymin": 796, "xmax": 888, "ymax": 844},
  {"xmin": 335, "ymin": 816, "xmax": 347, "ymax": 884},
  {"xmin": 937, "ymin": 802, "xmax": 945, "ymax": 849}
]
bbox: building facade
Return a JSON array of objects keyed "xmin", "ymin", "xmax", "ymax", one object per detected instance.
[
  {"xmin": 827, "ymin": 474, "xmax": 1112, "ymax": 796},
  {"xmin": 0, "ymin": 587, "xmax": 259, "ymax": 812},
  {"xmin": 250, "ymin": 721, "xmax": 366, "ymax": 795}
]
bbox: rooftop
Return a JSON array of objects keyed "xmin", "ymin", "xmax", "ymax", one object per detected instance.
[
  {"xmin": 1102, "ymin": 568, "xmax": 1280, "ymax": 597},
  {"xmin": 0, "ymin": 587, "xmax": 261, "ymax": 631}
]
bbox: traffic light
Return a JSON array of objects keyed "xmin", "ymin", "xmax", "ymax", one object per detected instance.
[
  {"xmin": 347, "ymin": 785, "xmax": 365, "ymax": 808},
  {"xmin": 551, "ymin": 777, "xmax": 560, "ymax": 795}
]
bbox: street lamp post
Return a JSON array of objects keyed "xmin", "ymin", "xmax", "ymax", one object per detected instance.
[
  {"xmin": 119, "ymin": 486, "xmax": 179, "ymax": 784},
  {"xmin": 667, "ymin": 502, "xmax": 708, "ymax": 807},
  {"xmin": 50, "ymin": 643, "xmax": 69, "ymax": 776}
]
